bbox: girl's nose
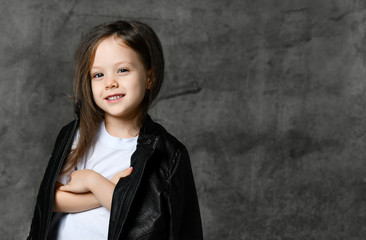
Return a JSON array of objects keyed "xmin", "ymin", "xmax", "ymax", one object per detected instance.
[{"xmin": 105, "ymin": 76, "xmax": 119, "ymax": 89}]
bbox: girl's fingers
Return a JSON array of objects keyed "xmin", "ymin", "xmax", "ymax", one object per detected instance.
[
  {"xmin": 111, "ymin": 167, "xmax": 133, "ymax": 184},
  {"xmin": 59, "ymin": 185, "xmax": 68, "ymax": 191},
  {"xmin": 123, "ymin": 167, "xmax": 133, "ymax": 176},
  {"xmin": 70, "ymin": 170, "xmax": 79, "ymax": 177},
  {"xmin": 118, "ymin": 167, "xmax": 132, "ymax": 175},
  {"xmin": 118, "ymin": 167, "xmax": 133, "ymax": 177}
]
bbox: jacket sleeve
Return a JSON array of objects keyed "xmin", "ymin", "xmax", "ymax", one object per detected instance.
[
  {"xmin": 27, "ymin": 121, "xmax": 76, "ymax": 240},
  {"xmin": 167, "ymin": 145, "xmax": 203, "ymax": 240}
]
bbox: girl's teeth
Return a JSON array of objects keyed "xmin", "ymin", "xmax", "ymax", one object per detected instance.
[{"xmin": 108, "ymin": 95, "xmax": 123, "ymax": 100}]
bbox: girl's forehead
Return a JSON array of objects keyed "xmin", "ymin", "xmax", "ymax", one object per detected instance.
[
  {"xmin": 99, "ymin": 36, "xmax": 126, "ymax": 48},
  {"xmin": 92, "ymin": 37, "xmax": 140, "ymax": 67}
]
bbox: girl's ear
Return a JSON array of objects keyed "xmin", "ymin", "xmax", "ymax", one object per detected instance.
[{"xmin": 146, "ymin": 69, "xmax": 152, "ymax": 90}]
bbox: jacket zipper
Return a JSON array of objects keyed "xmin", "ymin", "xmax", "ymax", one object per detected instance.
[
  {"xmin": 110, "ymin": 137, "xmax": 158, "ymax": 239},
  {"xmin": 111, "ymin": 147, "xmax": 151, "ymax": 239}
]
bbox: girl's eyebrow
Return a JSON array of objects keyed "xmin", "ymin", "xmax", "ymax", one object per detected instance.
[{"xmin": 91, "ymin": 61, "xmax": 135, "ymax": 70}]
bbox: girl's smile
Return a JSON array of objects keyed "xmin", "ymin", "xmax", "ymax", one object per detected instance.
[{"xmin": 105, "ymin": 93, "xmax": 126, "ymax": 103}]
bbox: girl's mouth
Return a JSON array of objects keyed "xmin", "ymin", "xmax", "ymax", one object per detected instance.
[{"xmin": 105, "ymin": 94, "xmax": 125, "ymax": 102}]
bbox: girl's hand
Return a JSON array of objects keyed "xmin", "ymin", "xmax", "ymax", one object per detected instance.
[
  {"xmin": 59, "ymin": 169, "xmax": 101, "ymax": 193},
  {"xmin": 110, "ymin": 167, "xmax": 133, "ymax": 184},
  {"xmin": 57, "ymin": 168, "xmax": 133, "ymax": 211}
]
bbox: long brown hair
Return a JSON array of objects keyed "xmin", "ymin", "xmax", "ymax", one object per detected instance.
[{"xmin": 62, "ymin": 20, "xmax": 164, "ymax": 174}]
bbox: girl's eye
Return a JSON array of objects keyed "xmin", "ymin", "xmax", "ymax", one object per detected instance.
[
  {"xmin": 118, "ymin": 68, "xmax": 128, "ymax": 73},
  {"xmin": 93, "ymin": 73, "xmax": 104, "ymax": 78}
]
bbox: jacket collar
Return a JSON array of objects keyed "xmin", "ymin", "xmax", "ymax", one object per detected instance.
[
  {"xmin": 139, "ymin": 114, "xmax": 155, "ymax": 135},
  {"xmin": 127, "ymin": 114, "xmax": 159, "ymax": 154}
]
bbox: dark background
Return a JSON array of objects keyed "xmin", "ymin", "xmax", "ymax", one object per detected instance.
[{"xmin": 1, "ymin": 0, "xmax": 366, "ymax": 239}]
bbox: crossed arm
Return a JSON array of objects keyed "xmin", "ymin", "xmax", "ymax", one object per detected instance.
[{"xmin": 53, "ymin": 167, "xmax": 133, "ymax": 213}]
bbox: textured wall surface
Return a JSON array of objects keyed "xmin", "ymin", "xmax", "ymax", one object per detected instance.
[{"xmin": 1, "ymin": 0, "xmax": 366, "ymax": 239}]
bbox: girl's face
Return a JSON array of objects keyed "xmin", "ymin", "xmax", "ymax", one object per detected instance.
[{"xmin": 90, "ymin": 37, "xmax": 151, "ymax": 121}]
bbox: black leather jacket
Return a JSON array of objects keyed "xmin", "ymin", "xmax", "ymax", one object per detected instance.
[{"xmin": 27, "ymin": 115, "xmax": 203, "ymax": 239}]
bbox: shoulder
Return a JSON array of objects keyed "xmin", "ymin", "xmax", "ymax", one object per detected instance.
[
  {"xmin": 149, "ymin": 119, "xmax": 187, "ymax": 154},
  {"xmin": 58, "ymin": 120, "xmax": 77, "ymax": 137},
  {"xmin": 52, "ymin": 120, "xmax": 78, "ymax": 148},
  {"xmin": 146, "ymin": 118, "xmax": 189, "ymax": 175}
]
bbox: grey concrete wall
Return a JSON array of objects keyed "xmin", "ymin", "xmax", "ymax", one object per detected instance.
[{"xmin": 1, "ymin": 0, "xmax": 366, "ymax": 239}]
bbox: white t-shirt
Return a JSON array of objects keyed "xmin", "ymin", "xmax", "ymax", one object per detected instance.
[{"xmin": 55, "ymin": 121, "xmax": 138, "ymax": 240}]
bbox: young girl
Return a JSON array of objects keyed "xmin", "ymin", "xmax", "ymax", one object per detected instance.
[{"xmin": 27, "ymin": 20, "xmax": 203, "ymax": 240}]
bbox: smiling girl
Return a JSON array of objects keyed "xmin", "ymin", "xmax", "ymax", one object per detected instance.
[{"xmin": 27, "ymin": 20, "xmax": 203, "ymax": 240}]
